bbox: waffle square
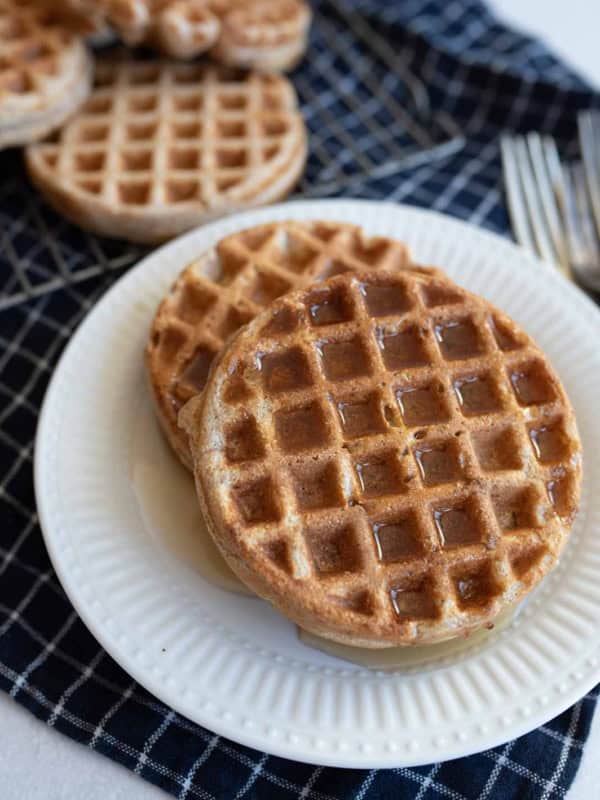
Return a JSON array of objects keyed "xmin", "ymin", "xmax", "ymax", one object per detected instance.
[{"xmin": 181, "ymin": 268, "xmax": 582, "ymax": 647}]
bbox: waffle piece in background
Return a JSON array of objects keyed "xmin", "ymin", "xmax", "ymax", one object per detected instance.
[
  {"xmin": 181, "ymin": 269, "xmax": 582, "ymax": 648},
  {"xmin": 146, "ymin": 220, "xmax": 433, "ymax": 469},
  {"xmin": 60, "ymin": 0, "xmax": 311, "ymax": 69},
  {"xmin": 0, "ymin": 0, "xmax": 92, "ymax": 149},
  {"xmin": 210, "ymin": 0, "xmax": 311, "ymax": 71},
  {"xmin": 26, "ymin": 59, "xmax": 307, "ymax": 243}
]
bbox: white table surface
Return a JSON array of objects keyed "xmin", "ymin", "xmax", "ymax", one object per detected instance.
[{"xmin": 2, "ymin": 2, "xmax": 599, "ymax": 798}]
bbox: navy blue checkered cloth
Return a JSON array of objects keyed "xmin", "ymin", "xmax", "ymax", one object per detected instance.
[{"xmin": 1, "ymin": 1, "xmax": 599, "ymax": 797}]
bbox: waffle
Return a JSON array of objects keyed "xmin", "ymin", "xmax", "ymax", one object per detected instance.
[
  {"xmin": 60, "ymin": 0, "xmax": 311, "ymax": 69},
  {"xmin": 0, "ymin": 0, "xmax": 92, "ymax": 149},
  {"xmin": 180, "ymin": 269, "xmax": 582, "ymax": 647},
  {"xmin": 211, "ymin": 0, "xmax": 311, "ymax": 72},
  {"xmin": 145, "ymin": 220, "xmax": 437, "ymax": 469},
  {"xmin": 25, "ymin": 59, "xmax": 307, "ymax": 243}
]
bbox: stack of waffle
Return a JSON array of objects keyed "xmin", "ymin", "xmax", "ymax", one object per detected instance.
[{"xmin": 147, "ymin": 220, "xmax": 582, "ymax": 648}]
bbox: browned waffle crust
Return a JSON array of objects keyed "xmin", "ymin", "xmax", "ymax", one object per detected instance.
[
  {"xmin": 146, "ymin": 220, "xmax": 427, "ymax": 469},
  {"xmin": 181, "ymin": 269, "xmax": 582, "ymax": 647},
  {"xmin": 0, "ymin": 0, "xmax": 92, "ymax": 148},
  {"xmin": 25, "ymin": 59, "xmax": 307, "ymax": 243}
]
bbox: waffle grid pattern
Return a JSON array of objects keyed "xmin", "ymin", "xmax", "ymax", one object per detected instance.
[
  {"xmin": 149, "ymin": 221, "xmax": 412, "ymax": 467},
  {"xmin": 195, "ymin": 270, "xmax": 581, "ymax": 643},
  {"xmin": 27, "ymin": 59, "xmax": 304, "ymax": 217},
  {"xmin": 0, "ymin": 0, "xmax": 91, "ymax": 147},
  {"xmin": 0, "ymin": 0, "xmax": 76, "ymax": 102}
]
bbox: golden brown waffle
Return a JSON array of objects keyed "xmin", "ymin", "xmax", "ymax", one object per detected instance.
[
  {"xmin": 0, "ymin": 0, "xmax": 92, "ymax": 149},
  {"xmin": 60, "ymin": 0, "xmax": 311, "ymax": 68},
  {"xmin": 25, "ymin": 59, "xmax": 307, "ymax": 243},
  {"xmin": 181, "ymin": 269, "xmax": 582, "ymax": 647},
  {"xmin": 146, "ymin": 220, "xmax": 432, "ymax": 469}
]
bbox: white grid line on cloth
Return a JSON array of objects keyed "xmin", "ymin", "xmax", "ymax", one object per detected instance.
[
  {"xmin": 0, "ymin": 166, "xmax": 137, "ymax": 298},
  {"xmin": 481, "ymin": 749, "xmax": 566, "ymax": 796},
  {"xmin": 0, "ymin": 301, "xmax": 94, "ymax": 434},
  {"xmin": 0, "ymin": 507, "xmax": 38, "ymax": 573},
  {"xmin": 25, "ymin": 191, "xmax": 72, "ymax": 285},
  {"xmin": 0, "ymin": 302, "xmax": 48, "ymax": 377},
  {"xmin": 0, "ymin": 604, "xmax": 202, "ymax": 730},
  {"xmin": 386, "ymin": 165, "xmax": 501, "ymax": 230},
  {"xmin": 468, "ymin": 188, "xmax": 500, "ymax": 228},
  {"xmin": 352, "ymin": 768, "xmax": 377, "ymax": 800},
  {"xmin": 540, "ymin": 724, "xmax": 584, "ymax": 752},
  {"xmin": 418, "ymin": 62, "xmax": 587, "ymax": 128},
  {"xmin": 415, "ymin": 763, "xmax": 443, "ymax": 800},
  {"xmin": 48, "ymin": 647, "xmax": 106, "ymax": 727},
  {"xmin": 503, "ymin": 79, "xmax": 537, "ymax": 134},
  {"xmin": 540, "ymin": 702, "xmax": 583, "ymax": 800},
  {"xmin": 134, "ymin": 709, "xmax": 177, "ymax": 775},
  {"xmin": 178, "ymin": 733, "xmax": 221, "ymax": 800},
  {"xmin": 0, "ymin": 418, "xmax": 37, "ymax": 468},
  {"xmin": 10, "ymin": 609, "xmax": 79, "ymax": 700},
  {"xmin": 428, "ymin": 141, "xmax": 500, "ymax": 215},
  {"xmin": 0, "ymin": 279, "xmax": 109, "ymax": 581},
  {"xmin": 0, "ymin": 344, "xmax": 51, "ymax": 385},
  {"xmin": 0, "ymin": 205, "xmax": 91, "ymax": 293},
  {"xmin": 314, "ymin": 17, "xmax": 434, "ymax": 150},
  {"xmin": 402, "ymin": 10, "xmax": 575, "ymax": 86},
  {"xmin": 300, "ymin": 137, "xmax": 467, "ymax": 200},
  {"xmin": 232, "ymin": 752, "xmax": 269, "ymax": 800},
  {"xmin": 330, "ymin": 0, "xmax": 433, "ymax": 118},
  {"xmin": 298, "ymin": 767, "xmax": 324, "ymax": 799},
  {"xmin": 0, "ymin": 545, "xmax": 63, "ymax": 596},
  {"xmin": 90, "ymin": 680, "xmax": 138, "ymax": 749},
  {"xmin": 0, "ymin": 209, "xmax": 33, "ymax": 295},
  {"xmin": 394, "ymin": 767, "xmax": 469, "ymax": 800},
  {"xmin": 479, "ymin": 740, "xmax": 516, "ymax": 799},
  {"xmin": 0, "ymin": 473, "xmax": 36, "ymax": 521},
  {"xmin": 0, "ymin": 571, "xmax": 53, "ymax": 638}
]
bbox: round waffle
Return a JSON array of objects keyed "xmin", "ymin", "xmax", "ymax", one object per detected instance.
[
  {"xmin": 25, "ymin": 58, "xmax": 307, "ymax": 243},
  {"xmin": 146, "ymin": 220, "xmax": 429, "ymax": 469},
  {"xmin": 211, "ymin": 0, "xmax": 311, "ymax": 72},
  {"xmin": 181, "ymin": 268, "xmax": 582, "ymax": 647},
  {"xmin": 0, "ymin": 0, "xmax": 92, "ymax": 149},
  {"xmin": 60, "ymin": 0, "xmax": 311, "ymax": 69}
]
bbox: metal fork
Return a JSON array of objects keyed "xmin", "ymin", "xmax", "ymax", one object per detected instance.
[{"xmin": 501, "ymin": 115, "xmax": 600, "ymax": 293}]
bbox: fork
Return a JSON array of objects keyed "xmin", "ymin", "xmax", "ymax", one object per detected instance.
[{"xmin": 501, "ymin": 115, "xmax": 600, "ymax": 293}]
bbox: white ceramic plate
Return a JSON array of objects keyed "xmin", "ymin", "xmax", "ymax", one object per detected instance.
[{"xmin": 35, "ymin": 200, "xmax": 600, "ymax": 768}]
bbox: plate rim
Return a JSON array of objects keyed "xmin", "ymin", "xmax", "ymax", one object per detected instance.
[{"xmin": 34, "ymin": 199, "xmax": 600, "ymax": 768}]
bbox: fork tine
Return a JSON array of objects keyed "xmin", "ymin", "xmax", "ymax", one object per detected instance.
[
  {"xmin": 562, "ymin": 161, "xmax": 600, "ymax": 292},
  {"xmin": 578, "ymin": 110, "xmax": 600, "ymax": 242},
  {"xmin": 500, "ymin": 136, "xmax": 537, "ymax": 255},
  {"xmin": 513, "ymin": 135, "xmax": 559, "ymax": 267},
  {"xmin": 526, "ymin": 132, "xmax": 571, "ymax": 277}
]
